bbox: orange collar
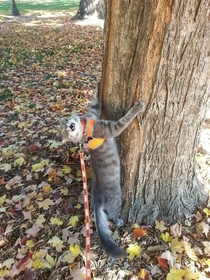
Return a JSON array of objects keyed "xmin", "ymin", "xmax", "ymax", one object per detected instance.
[{"xmin": 80, "ymin": 118, "xmax": 104, "ymax": 149}]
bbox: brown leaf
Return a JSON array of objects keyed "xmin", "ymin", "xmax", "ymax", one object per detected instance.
[
  {"xmin": 157, "ymin": 256, "xmax": 169, "ymax": 269},
  {"xmin": 132, "ymin": 228, "xmax": 147, "ymax": 240}
]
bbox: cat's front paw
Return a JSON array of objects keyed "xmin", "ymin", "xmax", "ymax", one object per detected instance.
[
  {"xmin": 114, "ymin": 218, "xmax": 124, "ymax": 227},
  {"xmin": 134, "ymin": 100, "xmax": 146, "ymax": 113}
]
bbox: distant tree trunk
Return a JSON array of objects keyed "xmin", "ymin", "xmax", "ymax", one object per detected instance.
[
  {"xmin": 71, "ymin": 0, "xmax": 104, "ymax": 20},
  {"xmin": 12, "ymin": 0, "xmax": 20, "ymax": 16},
  {"xmin": 101, "ymin": 0, "xmax": 209, "ymax": 225}
]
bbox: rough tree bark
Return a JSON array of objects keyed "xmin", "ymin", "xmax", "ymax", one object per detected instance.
[
  {"xmin": 71, "ymin": 0, "xmax": 104, "ymax": 20},
  {"xmin": 101, "ymin": 0, "xmax": 210, "ymax": 225},
  {"xmin": 12, "ymin": 0, "xmax": 21, "ymax": 16}
]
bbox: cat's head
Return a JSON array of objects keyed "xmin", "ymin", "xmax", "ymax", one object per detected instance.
[{"xmin": 60, "ymin": 115, "xmax": 84, "ymax": 144}]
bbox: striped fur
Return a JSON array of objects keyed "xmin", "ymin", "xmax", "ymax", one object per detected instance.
[{"xmin": 61, "ymin": 89, "xmax": 145, "ymax": 258}]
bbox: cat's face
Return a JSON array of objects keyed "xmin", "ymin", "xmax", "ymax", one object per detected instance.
[{"xmin": 60, "ymin": 115, "xmax": 83, "ymax": 143}]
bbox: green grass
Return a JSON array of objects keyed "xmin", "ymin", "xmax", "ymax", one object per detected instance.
[{"xmin": 0, "ymin": 0, "xmax": 80, "ymax": 15}]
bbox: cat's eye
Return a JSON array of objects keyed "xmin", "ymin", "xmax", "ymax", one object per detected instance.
[{"xmin": 69, "ymin": 123, "xmax": 75, "ymax": 131}]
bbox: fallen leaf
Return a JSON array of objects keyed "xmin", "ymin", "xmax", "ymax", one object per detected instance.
[
  {"xmin": 0, "ymin": 177, "xmax": 6, "ymax": 185},
  {"xmin": 67, "ymin": 233, "xmax": 80, "ymax": 245},
  {"xmin": 25, "ymin": 225, "xmax": 40, "ymax": 237},
  {"xmin": 0, "ymin": 194, "xmax": 6, "ymax": 206},
  {"xmin": 22, "ymin": 211, "xmax": 32, "ymax": 221},
  {"xmin": 126, "ymin": 244, "xmax": 141, "ymax": 260},
  {"xmin": 132, "ymin": 228, "xmax": 147, "ymax": 239},
  {"xmin": 14, "ymin": 156, "xmax": 26, "ymax": 166},
  {"xmin": 0, "ymin": 163, "xmax": 12, "ymax": 172},
  {"xmin": 157, "ymin": 256, "xmax": 169, "ymax": 269},
  {"xmin": 34, "ymin": 214, "xmax": 46, "ymax": 228},
  {"xmin": 166, "ymin": 267, "xmax": 186, "ymax": 280},
  {"xmin": 69, "ymin": 244, "xmax": 81, "ymax": 257},
  {"xmin": 160, "ymin": 251, "xmax": 175, "ymax": 268},
  {"xmin": 137, "ymin": 268, "xmax": 150, "ymax": 279},
  {"xmin": 68, "ymin": 216, "xmax": 79, "ymax": 227},
  {"xmin": 26, "ymin": 239, "xmax": 38, "ymax": 249},
  {"xmin": 50, "ymin": 217, "xmax": 63, "ymax": 226},
  {"xmin": 203, "ymin": 208, "xmax": 210, "ymax": 217},
  {"xmin": 48, "ymin": 236, "xmax": 64, "ymax": 252},
  {"xmin": 38, "ymin": 198, "xmax": 54, "ymax": 210},
  {"xmin": 3, "ymin": 258, "xmax": 15, "ymax": 269},
  {"xmin": 170, "ymin": 223, "xmax": 182, "ymax": 237},
  {"xmin": 185, "ymin": 244, "xmax": 198, "ymax": 262},
  {"xmin": 155, "ymin": 220, "xmax": 167, "ymax": 232},
  {"xmin": 169, "ymin": 238, "xmax": 184, "ymax": 253},
  {"xmin": 44, "ymin": 254, "xmax": 56, "ymax": 268},
  {"xmin": 202, "ymin": 241, "xmax": 210, "ymax": 255},
  {"xmin": 62, "ymin": 165, "xmax": 72, "ymax": 174},
  {"xmin": 161, "ymin": 232, "xmax": 173, "ymax": 243}
]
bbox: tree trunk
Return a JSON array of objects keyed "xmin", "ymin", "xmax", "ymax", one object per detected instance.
[
  {"xmin": 71, "ymin": 0, "xmax": 104, "ymax": 21},
  {"xmin": 12, "ymin": 0, "xmax": 21, "ymax": 16},
  {"xmin": 101, "ymin": 0, "xmax": 210, "ymax": 225}
]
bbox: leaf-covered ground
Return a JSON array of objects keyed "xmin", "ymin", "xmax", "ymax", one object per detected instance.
[{"xmin": 0, "ymin": 12, "xmax": 210, "ymax": 280}]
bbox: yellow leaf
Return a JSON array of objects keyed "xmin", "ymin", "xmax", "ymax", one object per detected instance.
[
  {"xmin": 68, "ymin": 215, "xmax": 79, "ymax": 227},
  {"xmin": 132, "ymin": 223, "xmax": 140, "ymax": 229},
  {"xmin": 0, "ymin": 194, "xmax": 6, "ymax": 206},
  {"xmin": 0, "ymin": 268, "xmax": 7, "ymax": 277},
  {"xmin": 2, "ymin": 147, "xmax": 14, "ymax": 157},
  {"xmin": 62, "ymin": 251, "xmax": 75, "ymax": 263},
  {"xmin": 14, "ymin": 156, "xmax": 26, "ymax": 166},
  {"xmin": 14, "ymin": 105, "xmax": 21, "ymax": 112},
  {"xmin": 205, "ymin": 259, "xmax": 210, "ymax": 267},
  {"xmin": 35, "ymin": 214, "xmax": 46, "ymax": 228},
  {"xmin": 137, "ymin": 269, "xmax": 150, "ymax": 279},
  {"xmin": 33, "ymin": 258, "xmax": 44, "ymax": 269},
  {"xmin": 32, "ymin": 162, "xmax": 44, "ymax": 172},
  {"xmin": 50, "ymin": 217, "xmax": 63, "ymax": 226},
  {"xmin": 32, "ymin": 160, "xmax": 48, "ymax": 172},
  {"xmin": 161, "ymin": 232, "xmax": 173, "ymax": 243},
  {"xmin": 44, "ymin": 254, "xmax": 56, "ymax": 268},
  {"xmin": 75, "ymin": 203, "xmax": 81, "ymax": 209},
  {"xmin": 60, "ymin": 187, "xmax": 69, "ymax": 195},
  {"xmin": 184, "ymin": 242, "xmax": 198, "ymax": 261},
  {"xmin": 22, "ymin": 196, "xmax": 30, "ymax": 208},
  {"xmin": 48, "ymin": 236, "xmax": 64, "ymax": 252},
  {"xmin": 38, "ymin": 198, "xmax": 54, "ymax": 210},
  {"xmin": 169, "ymin": 237, "xmax": 184, "ymax": 253},
  {"xmin": 32, "ymin": 249, "xmax": 47, "ymax": 260},
  {"xmin": 184, "ymin": 269, "xmax": 199, "ymax": 280},
  {"xmin": 126, "ymin": 244, "xmax": 141, "ymax": 260},
  {"xmin": 77, "ymin": 170, "xmax": 82, "ymax": 177},
  {"xmin": 26, "ymin": 239, "xmax": 36, "ymax": 248},
  {"xmin": 42, "ymin": 184, "xmax": 51, "ymax": 194},
  {"xmin": 18, "ymin": 122, "xmax": 28, "ymax": 128},
  {"xmin": 167, "ymin": 267, "xmax": 186, "ymax": 280},
  {"xmin": 203, "ymin": 208, "xmax": 210, "ymax": 217},
  {"xmin": 62, "ymin": 165, "xmax": 71, "ymax": 174},
  {"xmin": 69, "ymin": 244, "xmax": 81, "ymax": 257}
]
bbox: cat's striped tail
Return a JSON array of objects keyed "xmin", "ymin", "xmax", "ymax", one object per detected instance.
[{"xmin": 94, "ymin": 196, "xmax": 127, "ymax": 258}]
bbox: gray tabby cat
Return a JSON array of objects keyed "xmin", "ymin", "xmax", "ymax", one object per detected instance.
[{"xmin": 61, "ymin": 87, "xmax": 145, "ymax": 258}]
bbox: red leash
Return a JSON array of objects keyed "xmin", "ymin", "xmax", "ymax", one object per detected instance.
[{"xmin": 79, "ymin": 145, "xmax": 91, "ymax": 280}]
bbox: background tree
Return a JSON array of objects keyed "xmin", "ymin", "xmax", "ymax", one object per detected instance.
[
  {"xmin": 101, "ymin": 0, "xmax": 210, "ymax": 225},
  {"xmin": 12, "ymin": 0, "xmax": 20, "ymax": 16},
  {"xmin": 71, "ymin": 0, "xmax": 104, "ymax": 20}
]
